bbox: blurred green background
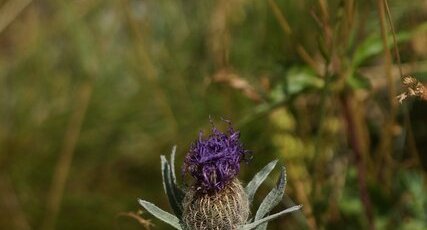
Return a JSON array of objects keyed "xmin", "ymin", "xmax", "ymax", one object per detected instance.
[{"xmin": 1, "ymin": 0, "xmax": 427, "ymax": 229}]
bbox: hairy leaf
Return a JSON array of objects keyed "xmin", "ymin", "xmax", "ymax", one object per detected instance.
[
  {"xmin": 161, "ymin": 150, "xmax": 184, "ymax": 218},
  {"xmin": 138, "ymin": 199, "xmax": 182, "ymax": 230},
  {"xmin": 245, "ymin": 160, "xmax": 278, "ymax": 203},
  {"xmin": 254, "ymin": 166, "xmax": 287, "ymax": 230},
  {"xmin": 240, "ymin": 205, "xmax": 303, "ymax": 230}
]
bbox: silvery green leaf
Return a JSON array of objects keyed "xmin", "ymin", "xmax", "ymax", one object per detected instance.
[
  {"xmin": 254, "ymin": 166, "xmax": 287, "ymax": 230},
  {"xmin": 161, "ymin": 153, "xmax": 184, "ymax": 218},
  {"xmin": 168, "ymin": 146, "xmax": 185, "ymax": 206},
  {"xmin": 170, "ymin": 145, "xmax": 178, "ymax": 183},
  {"xmin": 169, "ymin": 146, "xmax": 185, "ymax": 215},
  {"xmin": 245, "ymin": 160, "xmax": 278, "ymax": 203},
  {"xmin": 239, "ymin": 205, "xmax": 303, "ymax": 230},
  {"xmin": 138, "ymin": 199, "xmax": 182, "ymax": 230}
]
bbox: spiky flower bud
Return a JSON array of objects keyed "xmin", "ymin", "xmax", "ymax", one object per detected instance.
[
  {"xmin": 182, "ymin": 179, "xmax": 249, "ymax": 229},
  {"xmin": 181, "ymin": 121, "xmax": 251, "ymax": 229},
  {"xmin": 138, "ymin": 119, "xmax": 302, "ymax": 230}
]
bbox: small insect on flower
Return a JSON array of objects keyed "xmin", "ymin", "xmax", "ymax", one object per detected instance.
[{"xmin": 138, "ymin": 119, "xmax": 302, "ymax": 230}]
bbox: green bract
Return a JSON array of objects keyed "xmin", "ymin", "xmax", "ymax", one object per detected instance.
[{"xmin": 138, "ymin": 146, "xmax": 302, "ymax": 230}]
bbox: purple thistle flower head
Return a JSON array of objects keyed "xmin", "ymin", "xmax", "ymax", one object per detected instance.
[{"xmin": 183, "ymin": 120, "xmax": 251, "ymax": 194}]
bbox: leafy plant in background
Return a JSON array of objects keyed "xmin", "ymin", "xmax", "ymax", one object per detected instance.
[{"xmin": 138, "ymin": 122, "xmax": 301, "ymax": 229}]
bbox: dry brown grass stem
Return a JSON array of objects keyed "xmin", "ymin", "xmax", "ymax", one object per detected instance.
[
  {"xmin": 267, "ymin": 0, "xmax": 291, "ymax": 34},
  {"xmin": 377, "ymin": 0, "xmax": 397, "ymax": 110},
  {"xmin": 287, "ymin": 166, "xmax": 318, "ymax": 230},
  {"xmin": 382, "ymin": 0, "xmax": 403, "ymax": 79},
  {"xmin": 41, "ymin": 82, "xmax": 93, "ymax": 230},
  {"xmin": 317, "ymin": 0, "xmax": 329, "ymax": 24},
  {"xmin": 376, "ymin": 0, "xmax": 397, "ymax": 193},
  {"xmin": 0, "ymin": 0, "xmax": 32, "ymax": 34},
  {"xmin": 267, "ymin": 0, "xmax": 320, "ymax": 74},
  {"xmin": 341, "ymin": 94, "xmax": 375, "ymax": 230},
  {"xmin": 212, "ymin": 69, "xmax": 262, "ymax": 102},
  {"xmin": 209, "ymin": 0, "xmax": 233, "ymax": 68}
]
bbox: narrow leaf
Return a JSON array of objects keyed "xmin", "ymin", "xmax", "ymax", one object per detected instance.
[
  {"xmin": 168, "ymin": 146, "xmax": 185, "ymax": 212},
  {"xmin": 168, "ymin": 146, "xmax": 185, "ymax": 214},
  {"xmin": 254, "ymin": 166, "xmax": 287, "ymax": 230},
  {"xmin": 170, "ymin": 147, "xmax": 185, "ymax": 216},
  {"xmin": 239, "ymin": 205, "xmax": 303, "ymax": 230},
  {"xmin": 170, "ymin": 145, "xmax": 178, "ymax": 183},
  {"xmin": 245, "ymin": 160, "xmax": 278, "ymax": 203},
  {"xmin": 161, "ymin": 155, "xmax": 184, "ymax": 218},
  {"xmin": 138, "ymin": 199, "xmax": 182, "ymax": 230}
]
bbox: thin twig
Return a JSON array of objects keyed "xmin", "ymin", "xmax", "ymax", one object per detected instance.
[
  {"xmin": 376, "ymin": 0, "xmax": 397, "ymax": 194},
  {"xmin": 383, "ymin": 0, "xmax": 403, "ymax": 79},
  {"xmin": 377, "ymin": 0, "xmax": 397, "ymax": 109},
  {"xmin": 116, "ymin": 211, "xmax": 154, "ymax": 230}
]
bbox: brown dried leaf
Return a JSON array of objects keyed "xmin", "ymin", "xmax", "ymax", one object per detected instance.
[{"xmin": 212, "ymin": 69, "xmax": 262, "ymax": 102}]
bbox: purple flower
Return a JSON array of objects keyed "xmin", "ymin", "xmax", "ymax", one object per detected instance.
[{"xmin": 183, "ymin": 120, "xmax": 251, "ymax": 194}]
